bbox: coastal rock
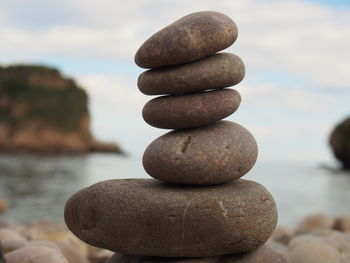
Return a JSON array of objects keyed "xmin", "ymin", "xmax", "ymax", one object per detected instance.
[
  {"xmin": 106, "ymin": 244, "xmax": 289, "ymax": 262},
  {"xmin": 143, "ymin": 121, "xmax": 257, "ymax": 185},
  {"xmin": 329, "ymin": 117, "xmax": 350, "ymax": 169},
  {"xmin": 287, "ymin": 235, "xmax": 347, "ymax": 263},
  {"xmin": 142, "ymin": 89, "xmax": 241, "ymax": 129},
  {"xmin": 0, "ymin": 65, "xmax": 122, "ymax": 155},
  {"xmin": 135, "ymin": 11, "xmax": 237, "ymax": 68},
  {"xmin": 138, "ymin": 53, "xmax": 245, "ymax": 95},
  {"xmin": 5, "ymin": 245, "xmax": 68, "ymax": 263},
  {"xmin": 65, "ymin": 179, "xmax": 277, "ymax": 257}
]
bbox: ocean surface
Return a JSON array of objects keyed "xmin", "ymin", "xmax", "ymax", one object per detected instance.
[{"xmin": 0, "ymin": 154, "xmax": 349, "ymax": 227}]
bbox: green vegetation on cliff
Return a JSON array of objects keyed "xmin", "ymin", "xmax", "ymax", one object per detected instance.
[
  {"xmin": 0, "ymin": 65, "xmax": 88, "ymax": 132},
  {"xmin": 0, "ymin": 64, "xmax": 121, "ymax": 154}
]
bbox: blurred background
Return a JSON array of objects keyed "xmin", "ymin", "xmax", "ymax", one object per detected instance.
[{"xmin": 0, "ymin": 0, "xmax": 349, "ymax": 226}]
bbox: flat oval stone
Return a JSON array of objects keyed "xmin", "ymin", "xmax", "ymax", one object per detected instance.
[
  {"xmin": 138, "ymin": 53, "xmax": 245, "ymax": 95},
  {"xmin": 106, "ymin": 244, "xmax": 289, "ymax": 262},
  {"xmin": 143, "ymin": 121, "xmax": 258, "ymax": 185},
  {"xmin": 135, "ymin": 11, "xmax": 237, "ymax": 68},
  {"xmin": 65, "ymin": 179, "xmax": 277, "ymax": 257},
  {"xmin": 142, "ymin": 89, "xmax": 241, "ymax": 129}
]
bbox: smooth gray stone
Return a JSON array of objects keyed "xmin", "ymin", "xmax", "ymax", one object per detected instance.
[
  {"xmin": 143, "ymin": 121, "xmax": 258, "ymax": 185},
  {"xmin": 135, "ymin": 11, "xmax": 237, "ymax": 68},
  {"xmin": 142, "ymin": 89, "xmax": 241, "ymax": 129},
  {"xmin": 65, "ymin": 179, "xmax": 277, "ymax": 257},
  {"xmin": 138, "ymin": 53, "xmax": 245, "ymax": 95}
]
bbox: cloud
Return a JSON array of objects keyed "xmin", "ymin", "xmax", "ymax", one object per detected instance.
[
  {"xmin": 0, "ymin": 0, "xmax": 349, "ymax": 162},
  {"xmin": 1, "ymin": 0, "xmax": 350, "ymax": 89}
]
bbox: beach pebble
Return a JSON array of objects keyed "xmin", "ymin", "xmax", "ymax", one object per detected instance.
[
  {"xmin": 0, "ymin": 228, "xmax": 28, "ymax": 253},
  {"xmin": 89, "ymin": 249, "xmax": 114, "ymax": 263},
  {"xmin": 142, "ymin": 89, "xmax": 241, "ymax": 129},
  {"xmin": 312, "ymin": 230, "xmax": 350, "ymax": 261},
  {"xmin": 106, "ymin": 244, "xmax": 288, "ymax": 262},
  {"xmin": 296, "ymin": 213, "xmax": 333, "ymax": 234},
  {"xmin": 288, "ymin": 235, "xmax": 347, "ymax": 263},
  {"xmin": 65, "ymin": 179, "xmax": 277, "ymax": 257},
  {"xmin": 143, "ymin": 121, "xmax": 257, "ymax": 185},
  {"xmin": 270, "ymin": 227, "xmax": 295, "ymax": 246},
  {"xmin": 55, "ymin": 241, "xmax": 89, "ymax": 263},
  {"xmin": 5, "ymin": 245, "xmax": 68, "ymax": 263},
  {"xmin": 26, "ymin": 222, "xmax": 88, "ymax": 256},
  {"xmin": 135, "ymin": 11, "xmax": 237, "ymax": 68},
  {"xmin": 334, "ymin": 215, "xmax": 350, "ymax": 233},
  {"xmin": 138, "ymin": 53, "xmax": 245, "ymax": 95}
]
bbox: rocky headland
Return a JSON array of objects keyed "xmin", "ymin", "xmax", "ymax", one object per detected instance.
[
  {"xmin": 0, "ymin": 65, "xmax": 122, "ymax": 154},
  {"xmin": 330, "ymin": 117, "xmax": 350, "ymax": 170}
]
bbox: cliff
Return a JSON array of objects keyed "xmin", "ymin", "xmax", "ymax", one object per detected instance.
[
  {"xmin": 0, "ymin": 65, "xmax": 122, "ymax": 154},
  {"xmin": 329, "ymin": 117, "xmax": 350, "ymax": 169}
]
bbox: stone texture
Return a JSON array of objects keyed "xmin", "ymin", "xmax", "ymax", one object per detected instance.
[
  {"xmin": 106, "ymin": 244, "xmax": 289, "ymax": 262},
  {"xmin": 64, "ymin": 179, "xmax": 277, "ymax": 257},
  {"xmin": 142, "ymin": 89, "xmax": 241, "ymax": 129},
  {"xmin": 143, "ymin": 121, "xmax": 257, "ymax": 185},
  {"xmin": 138, "ymin": 53, "xmax": 245, "ymax": 95},
  {"xmin": 135, "ymin": 11, "xmax": 237, "ymax": 68}
]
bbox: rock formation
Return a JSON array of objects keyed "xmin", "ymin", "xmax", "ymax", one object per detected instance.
[
  {"xmin": 330, "ymin": 117, "xmax": 350, "ymax": 169},
  {"xmin": 64, "ymin": 11, "xmax": 288, "ymax": 262},
  {"xmin": 0, "ymin": 65, "xmax": 122, "ymax": 154}
]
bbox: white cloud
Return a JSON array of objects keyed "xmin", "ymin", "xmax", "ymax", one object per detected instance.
[
  {"xmin": 0, "ymin": 0, "xmax": 350, "ymax": 89},
  {"xmin": 0, "ymin": 0, "xmax": 349, "ymax": 162}
]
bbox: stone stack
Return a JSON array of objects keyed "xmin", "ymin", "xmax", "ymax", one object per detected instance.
[{"xmin": 64, "ymin": 11, "xmax": 288, "ymax": 263}]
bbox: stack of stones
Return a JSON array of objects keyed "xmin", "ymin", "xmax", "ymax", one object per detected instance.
[{"xmin": 64, "ymin": 11, "xmax": 289, "ymax": 263}]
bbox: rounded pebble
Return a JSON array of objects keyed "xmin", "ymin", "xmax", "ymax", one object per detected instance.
[
  {"xmin": 65, "ymin": 179, "xmax": 277, "ymax": 257},
  {"xmin": 138, "ymin": 53, "xmax": 245, "ymax": 95},
  {"xmin": 5, "ymin": 245, "xmax": 68, "ymax": 263},
  {"xmin": 142, "ymin": 89, "xmax": 241, "ymax": 129},
  {"xmin": 288, "ymin": 235, "xmax": 347, "ymax": 263},
  {"xmin": 143, "ymin": 121, "xmax": 257, "ymax": 185},
  {"xmin": 135, "ymin": 11, "xmax": 237, "ymax": 68}
]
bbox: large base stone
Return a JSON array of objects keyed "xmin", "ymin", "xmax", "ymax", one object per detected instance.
[{"xmin": 65, "ymin": 179, "xmax": 277, "ymax": 257}]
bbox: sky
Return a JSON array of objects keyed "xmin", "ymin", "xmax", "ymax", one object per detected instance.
[{"xmin": 0, "ymin": 0, "xmax": 349, "ymax": 164}]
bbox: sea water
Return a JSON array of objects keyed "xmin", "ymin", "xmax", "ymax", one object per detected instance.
[{"xmin": 0, "ymin": 154, "xmax": 349, "ymax": 226}]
